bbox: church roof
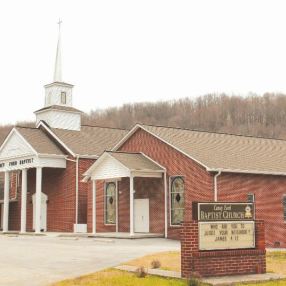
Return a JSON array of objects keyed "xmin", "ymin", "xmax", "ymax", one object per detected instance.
[
  {"xmin": 34, "ymin": 105, "xmax": 83, "ymax": 113},
  {"xmin": 114, "ymin": 123, "xmax": 286, "ymax": 176},
  {"xmin": 51, "ymin": 125, "xmax": 128, "ymax": 157},
  {"xmin": 16, "ymin": 126, "xmax": 65, "ymax": 155}
]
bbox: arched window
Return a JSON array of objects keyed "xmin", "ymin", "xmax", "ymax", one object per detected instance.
[
  {"xmin": 105, "ymin": 182, "xmax": 116, "ymax": 224},
  {"xmin": 170, "ymin": 176, "xmax": 185, "ymax": 225}
]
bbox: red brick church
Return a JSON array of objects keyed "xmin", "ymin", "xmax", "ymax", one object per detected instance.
[{"xmin": 1, "ymin": 26, "xmax": 286, "ymax": 248}]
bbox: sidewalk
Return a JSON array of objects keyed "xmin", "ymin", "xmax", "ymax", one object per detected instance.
[{"xmin": 116, "ymin": 265, "xmax": 286, "ymax": 285}]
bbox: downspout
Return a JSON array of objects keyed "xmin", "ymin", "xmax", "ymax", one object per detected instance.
[
  {"xmin": 75, "ymin": 155, "xmax": 79, "ymax": 225},
  {"xmin": 214, "ymin": 170, "xmax": 221, "ymax": 202}
]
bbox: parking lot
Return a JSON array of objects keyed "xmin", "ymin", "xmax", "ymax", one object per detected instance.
[{"xmin": 0, "ymin": 234, "xmax": 180, "ymax": 286}]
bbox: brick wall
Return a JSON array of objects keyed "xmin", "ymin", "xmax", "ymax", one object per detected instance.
[
  {"xmin": 8, "ymin": 158, "xmax": 95, "ymax": 232},
  {"xmin": 181, "ymin": 220, "xmax": 266, "ymax": 278},
  {"xmin": 218, "ymin": 173, "xmax": 286, "ymax": 248}
]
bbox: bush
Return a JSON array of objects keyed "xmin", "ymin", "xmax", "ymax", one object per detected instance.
[
  {"xmin": 188, "ymin": 277, "xmax": 200, "ymax": 286},
  {"xmin": 135, "ymin": 266, "xmax": 147, "ymax": 278},
  {"xmin": 188, "ymin": 272, "xmax": 202, "ymax": 286},
  {"xmin": 150, "ymin": 259, "xmax": 161, "ymax": 269}
]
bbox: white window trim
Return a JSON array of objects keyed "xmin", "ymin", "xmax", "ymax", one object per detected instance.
[
  {"xmin": 169, "ymin": 175, "xmax": 185, "ymax": 227},
  {"xmin": 104, "ymin": 181, "xmax": 117, "ymax": 226}
]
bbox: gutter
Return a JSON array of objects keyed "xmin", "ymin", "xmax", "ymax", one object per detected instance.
[{"xmin": 213, "ymin": 170, "xmax": 222, "ymax": 202}]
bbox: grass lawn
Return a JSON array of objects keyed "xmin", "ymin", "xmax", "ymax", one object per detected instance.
[
  {"xmin": 52, "ymin": 251, "xmax": 286, "ymax": 286},
  {"xmin": 51, "ymin": 269, "xmax": 188, "ymax": 286}
]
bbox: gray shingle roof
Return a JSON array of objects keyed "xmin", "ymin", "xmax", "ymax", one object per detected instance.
[
  {"xmin": 51, "ymin": 125, "xmax": 128, "ymax": 156},
  {"xmin": 16, "ymin": 127, "xmax": 65, "ymax": 155},
  {"xmin": 137, "ymin": 124, "xmax": 286, "ymax": 175}
]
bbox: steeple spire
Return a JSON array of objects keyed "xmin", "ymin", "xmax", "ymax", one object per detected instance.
[{"xmin": 54, "ymin": 19, "xmax": 62, "ymax": 82}]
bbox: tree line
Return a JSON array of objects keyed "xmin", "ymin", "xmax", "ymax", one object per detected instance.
[{"xmin": 2, "ymin": 93, "xmax": 286, "ymax": 142}]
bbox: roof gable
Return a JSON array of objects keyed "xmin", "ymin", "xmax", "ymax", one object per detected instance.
[{"xmin": 0, "ymin": 128, "xmax": 37, "ymax": 159}]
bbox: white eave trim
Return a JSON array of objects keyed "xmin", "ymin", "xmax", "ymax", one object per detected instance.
[
  {"xmin": 37, "ymin": 121, "xmax": 76, "ymax": 157},
  {"xmin": 34, "ymin": 108, "xmax": 82, "ymax": 115},
  {"xmin": 207, "ymin": 167, "xmax": 286, "ymax": 177}
]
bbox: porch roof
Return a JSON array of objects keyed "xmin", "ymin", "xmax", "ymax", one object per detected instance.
[{"xmin": 83, "ymin": 151, "xmax": 165, "ymax": 181}]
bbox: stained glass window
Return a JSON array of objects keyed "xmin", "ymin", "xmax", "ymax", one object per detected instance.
[
  {"xmin": 105, "ymin": 182, "xmax": 116, "ymax": 224},
  {"xmin": 170, "ymin": 177, "xmax": 184, "ymax": 225}
]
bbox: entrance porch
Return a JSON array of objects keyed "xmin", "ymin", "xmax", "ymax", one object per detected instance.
[{"xmin": 84, "ymin": 151, "xmax": 167, "ymax": 238}]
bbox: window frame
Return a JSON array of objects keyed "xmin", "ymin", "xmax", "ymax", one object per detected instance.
[
  {"xmin": 169, "ymin": 176, "xmax": 185, "ymax": 227},
  {"xmin": 283, "ymin": 195, "xmax": 286, "ymax": 222},
  {"xmin": 104, "ymin": 181, "xmax": 117, "ymax": 225},
  {"xmin": 247, "ymin": 193, "xmax": 255, "ymax": 203},
  {"xmin": 61, "ymin": 91, "xmax": 67, "ymax": 105}
]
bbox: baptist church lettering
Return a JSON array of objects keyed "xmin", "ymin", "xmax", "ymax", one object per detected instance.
[{"xmin": 198, "ymin": 203, "xmax": 254, "ymax": 221}]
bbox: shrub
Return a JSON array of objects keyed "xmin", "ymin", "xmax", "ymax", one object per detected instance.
[
  {"xmin": 150, "ymin": 259, "xmax": 161, "ymax": 269},
  {"xmin": 188, "ymin": 272, "xmax": 202, "ymax": 286},
  {"xmin": 188, "ymin": 277, "xmax": 200, "ymax": 286},
  {"xmin": 135, "ymin": 266, "xmax": 147, "ymax": 278}
]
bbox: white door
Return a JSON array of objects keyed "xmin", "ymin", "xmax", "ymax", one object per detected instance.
[
  {"xmin": 32, "ymin": 193, "xmax": 48, "ymax": 231},
  {"xmin": 134, "ymin": 199, "xmax": 149, "ymax": 233}
]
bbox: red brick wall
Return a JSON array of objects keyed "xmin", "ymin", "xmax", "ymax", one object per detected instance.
[
  {"xmin": 218, "ymin": 173, "xmax": 286, "ymax": 248},
  {"xmin": 181, "ymin": 220, "xmax": 266, "ymax": 278},
  {"xmin": 8, "ymin": 158, "xmax": 95, "ymax": 232},
  {"xmin": 118, "ymin": 128, "xmax": 214, "ymax": 239}
]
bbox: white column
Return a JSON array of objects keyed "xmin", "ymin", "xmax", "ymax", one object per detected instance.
[
  {"xmin": 92, "ymin": 180, "xmax": 96, "ymax": 235},
  {"xmin": 20, "ymin": 169, "xmax": 28, "ymax": 233},
  {"xmin": 129, "ymin": 174, "xmax": 134, "ymax": 236},
  {"xmin": 35, "ymin": 167, "xmax": 42, "ymax": 234},
  {"xmin": 3, "ymin": 171, "xmax": 10, "ymax": 232}
]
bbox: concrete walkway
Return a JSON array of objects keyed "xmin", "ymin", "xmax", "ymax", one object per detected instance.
[
  {"xmin": 0, "ymin": 235, "xmax": 179, "ymax": 286},
  {"xmin": 117, "ymin": 265, "xmax": 286, "ymax": 285}
]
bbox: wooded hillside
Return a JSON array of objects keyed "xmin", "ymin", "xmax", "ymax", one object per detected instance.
[
  {"xmin": 84, "ymin": 93, "xmax": 286, "ymax": 139},
  {"xmin": 2, "ymin": 93, "xmax": 286, "ymax": 142}
]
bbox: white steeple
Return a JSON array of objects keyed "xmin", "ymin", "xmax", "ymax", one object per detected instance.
[
  {"xmin": 54, "ymin": 19, "xmax": 62, "ymax": 82},
  {"xmin": 35, "ymin": 20, "xmax": 82, "ymax": 131}
]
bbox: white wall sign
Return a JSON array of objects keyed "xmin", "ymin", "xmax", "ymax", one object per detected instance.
[{"xmin": 199, "ymin": 221, "xmax": 255, "ymax": 250}]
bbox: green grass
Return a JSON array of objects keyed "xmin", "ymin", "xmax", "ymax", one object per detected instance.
[
  {"xmin": 52, "ymin": 251, "xmax": 286, "ymax": 286},
  {"xmin": 52, "ymin": 269, "xmax": 188, "ymax": 286}
]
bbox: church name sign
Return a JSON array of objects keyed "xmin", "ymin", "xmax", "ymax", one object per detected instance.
[
  {"xmin": 193, "ymin": 202, "xmax": 255, "ymax": 250},
  {"xmin": 0, "ymin": 158, "xmax": 34, "ymax": 169}
]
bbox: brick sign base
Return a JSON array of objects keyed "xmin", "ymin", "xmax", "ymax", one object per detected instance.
[{"xmin": 181, "ymin": 220, "xmax": 266, "ymax": 278}]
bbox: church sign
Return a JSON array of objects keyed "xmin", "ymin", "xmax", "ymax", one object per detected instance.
[
  {"xmin": 197, "ymin": 202, "xmax": 255, "ymax": 221},
  {"xmin": 193, "ymin": 202, "xmax": 255, "ymax": 250}
]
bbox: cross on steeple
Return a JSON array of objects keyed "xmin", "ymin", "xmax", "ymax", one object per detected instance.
[{"xmin": 57, "ymin": 19, "xmax": 62, "ymax": 30}]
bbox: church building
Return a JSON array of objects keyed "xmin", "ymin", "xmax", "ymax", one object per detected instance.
[
  {"xmin": 1, "ymin": 24, "xmax": 286, "ymax": 249},
  {"xmin": 0, "ymin": 25, "xmax": 127, "ymax": 233}
]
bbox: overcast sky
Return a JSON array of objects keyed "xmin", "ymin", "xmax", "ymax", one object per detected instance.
[{"xmin": 1, "ymin": 0, "xmax": 286, "ymax": 124}]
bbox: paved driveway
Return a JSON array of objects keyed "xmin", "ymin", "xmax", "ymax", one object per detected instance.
[{"xmin": 0, "ymin": 235, "xmax": 180, "ymax": 286}]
